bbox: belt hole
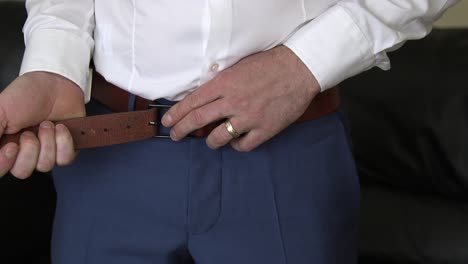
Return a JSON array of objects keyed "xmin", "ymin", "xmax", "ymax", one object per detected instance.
[
  {"xmin": 104, "ymin": 128, "xmax": 109, "ymax": 132},
  {"xmin": 81, "ymin": 131, "xmax": 85, "ymax": 135},
  {"xmin": 127, "ymin": 125, "xmax": 131, "ymax": 129}
]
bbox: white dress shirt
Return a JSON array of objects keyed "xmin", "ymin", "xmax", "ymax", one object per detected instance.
[{"xmin": 20, "ymin": 0, "xmax": 458, "ymax": 102}]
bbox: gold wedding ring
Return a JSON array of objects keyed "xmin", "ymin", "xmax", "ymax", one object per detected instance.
[{"xmin": 224, "ymin": 120, "xmax": 240, "ymax": 139}]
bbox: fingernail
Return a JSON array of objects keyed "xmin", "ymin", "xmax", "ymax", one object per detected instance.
[
  {"xmin": 56, "ymin": 124, "xmax": 66, "ymax": 132},
  {"xmin": 5, "ymin": 145, "xmax": 17, "ymax": 159},
  {"xmin": 170, "ymin": 130, "xmax": 178, "ymax": 141},
  {"xmin": 162, "ymin": 114, "xmax": 172, "ymax": 127},
  {"xmin": 40, "ymin": 121, "xmax": 54, "ymax": 128}
]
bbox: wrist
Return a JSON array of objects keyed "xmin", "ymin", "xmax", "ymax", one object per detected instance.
[
  {"xmin": 24, "ymin": 71, "xmax": 84, "ymax": 98},
  {"xmin": 277, "ymin": 45, "xmax": 321, "ymax": 98},
  {"xmin": 23, "ymin": 71, "xmax": 86, "ymax": 119}
]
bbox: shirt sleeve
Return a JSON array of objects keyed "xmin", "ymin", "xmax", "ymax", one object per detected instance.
[
  {"xmin": 20, "ymin": 0, "xmax": 95, "ymax": 102},
  {"xmin": 284, "ymin": 0, "xmax": 459, "ymax": 91}
]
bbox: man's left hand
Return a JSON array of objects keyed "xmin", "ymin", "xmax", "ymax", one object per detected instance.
[{"xmin": 162, "ymin": 45, "xmax": 321, "ymax": 152}]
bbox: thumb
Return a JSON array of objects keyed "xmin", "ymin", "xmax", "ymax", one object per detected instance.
[
  {"xmin": 0, "ymin": 109, "xmax": 19, "ymax": 178},
  {"xmin": 0, "ymin": 72, "xmax": 69, "ymax": 134},
  {"xmin": 0, "ymin": 97, "xmax": 43, "ymax": 135},
  {"xmin": 0, "ymin": 106, "xmax": 12, "ymax": 136}
]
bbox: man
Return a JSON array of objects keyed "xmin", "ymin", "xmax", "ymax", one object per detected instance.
[{"xmin": 0, "ymin": 0, "xmax": 457, "ymax": 263}]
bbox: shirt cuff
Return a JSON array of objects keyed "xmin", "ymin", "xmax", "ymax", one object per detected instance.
[
  {"xmin": 20, "ymin": 29, "xmax": 93, "ymax": 102},
  {"xmin": 285, "ymin": 5, "xmax": 382, "ymax": 92}
]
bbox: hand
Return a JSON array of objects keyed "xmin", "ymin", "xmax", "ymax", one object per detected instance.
[
  {"xmin": 0, "ymin": 71, "xmax": 85, "ymax": 179},
  {"xmin": 162, "ymin": 45, "xmax": 321, "ymax": 152}
]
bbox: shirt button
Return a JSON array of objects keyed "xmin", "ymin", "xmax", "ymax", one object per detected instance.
[{"xmin": 210, "ymin": 63, "xmax": 220, "ymax": 72}]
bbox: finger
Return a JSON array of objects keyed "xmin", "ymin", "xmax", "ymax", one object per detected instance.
[
  {"xmin": 230, "ymin": 129, "xmax": 271, "ymax": 152},
  {"xmin": 162, "ymin": 83, "xmax": 221, "ymax": 127},
  {"xmin": 36, "ymin": 121, "xmax": 56, "ymax": 172},
  {"xmin": 206, "ymin": 118, "xmax": 247, "ymax": 150},
  {"xmin": 0, "ymin": 143, "xmax": 19, "ymax": 177},
  {"xmin": 170, "ymin": 99, "xmax": 232, "ymax": 141},
  {"xmin": 0, "ymin": 113, "xmax": 7, "ymax": 137},
  {"xmin": 10, "ymin": 131, "xmax": 40, "ymax": 179},
  {"xmin": 55, "ymin": 124, "xmax": 76, "ymax": 166}
]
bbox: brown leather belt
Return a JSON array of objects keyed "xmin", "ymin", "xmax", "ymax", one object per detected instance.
[{"xmin": 0, "ymin": 74, "xmax": 340, "ymax": 150}]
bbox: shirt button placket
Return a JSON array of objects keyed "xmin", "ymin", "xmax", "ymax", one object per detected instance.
[{"xmin": 201, "ymin": 0, "xmax": 233, "ymax": 83}]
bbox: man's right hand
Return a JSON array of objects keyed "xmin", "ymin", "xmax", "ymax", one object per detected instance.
[{"xmin": 0, "ymin": 71, "xmax": 86, "ymax": 179}]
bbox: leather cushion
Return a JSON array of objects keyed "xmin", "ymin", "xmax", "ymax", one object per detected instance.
[{"xmin": 341, "ymin": 29, "xmax": 468, "ymax": 200}]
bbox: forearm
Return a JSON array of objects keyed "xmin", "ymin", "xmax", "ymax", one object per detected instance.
[
  {"xmin": 21, "ymin": 0, "xmax": 95, "ymax": 101},
  {"xmin": 285, "ymin": 0, "xmax": 459, "ymax": 91}
]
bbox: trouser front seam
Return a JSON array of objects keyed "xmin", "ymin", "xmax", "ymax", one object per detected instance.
[{"xmin": 266, "ymin": 158, "xmax": 289, "ymax": 264}]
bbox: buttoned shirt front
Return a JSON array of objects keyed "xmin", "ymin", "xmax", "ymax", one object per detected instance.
[{"xmin": 20, "ymin": 0, "xmax": 457, "ymax": 102}]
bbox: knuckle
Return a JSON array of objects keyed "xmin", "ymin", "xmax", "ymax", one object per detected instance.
[
  {"xmin": 187, "ymin": 94, "xmax": 201, "ymax": 110},
  {"xmin": 191, "ymin": 109, "xmax": 205, "ymax": 127},
  {"xmin": 171, "ymin": 95, "xmax": 200, "ymax": 121},
  {"xmin": 21, "ymin": 132, "xmax": 40, "ymax": 148}
]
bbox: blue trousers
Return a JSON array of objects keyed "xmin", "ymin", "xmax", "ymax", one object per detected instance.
[{"xmin": 52, "ymin": 100, "xmax": 360, "ymax": 264}]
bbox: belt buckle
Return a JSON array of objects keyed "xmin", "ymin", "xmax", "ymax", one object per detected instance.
[{"xmin": 148, "ymin": 104, "xmax": 172, "ymax": 139}]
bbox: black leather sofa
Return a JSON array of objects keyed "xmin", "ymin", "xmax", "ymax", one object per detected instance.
[
  {"xmin": 341, "ymin": 28, "xmax": 468, "ymax": 263},
  {"xmin": 1, "ymin": 1, "xmax": 467, "ymax": 263}
]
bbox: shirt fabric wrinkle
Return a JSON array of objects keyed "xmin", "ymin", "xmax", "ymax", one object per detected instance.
[{"xmin": 20, "ymin": 0, "xmax": 459, "ymax": 102}]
